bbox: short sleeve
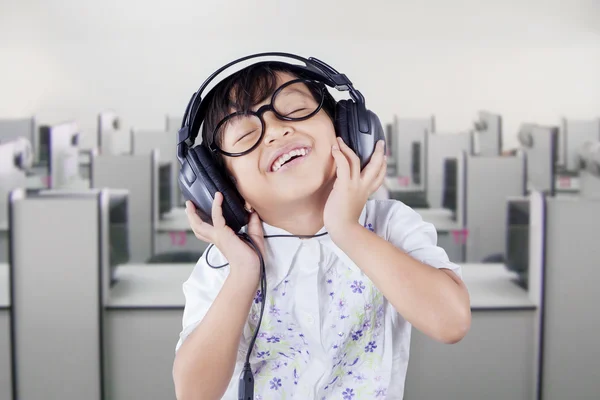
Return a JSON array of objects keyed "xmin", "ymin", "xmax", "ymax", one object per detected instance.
[
  {"xmin": 175, "ymin": 245, "xmax": 230, "ymax": 352},
  {"xmin": 383, "ymin": 201, "xmax": 462, "ymax": 279}
]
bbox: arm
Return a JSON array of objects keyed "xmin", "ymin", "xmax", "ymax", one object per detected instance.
[
  {"xmin": 173, "ymin": 195, "xmax": 265, "ymax": 400},
  {"xmin": 325, "ymin": 137, "xmax": 470, "ymax": 344},
  {"xmin": 173, "ymin": 267, "xmax": 258, "ymax": 400},
  {"xmin": 331, "ymin": 217, "xmax": 471, "ymax": 344}
]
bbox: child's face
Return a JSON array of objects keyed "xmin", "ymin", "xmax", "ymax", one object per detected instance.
[{"xmin": 221, "ymin": 72, "xmax": 338, "ymax": 211}]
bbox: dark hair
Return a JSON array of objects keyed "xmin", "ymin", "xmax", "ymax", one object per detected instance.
[{"xmin": 199, "ymin": 62, "xmax": 337, "ymax": 170}]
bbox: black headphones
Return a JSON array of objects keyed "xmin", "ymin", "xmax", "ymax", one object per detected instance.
[{"xmin": 176, "ymin": 52, "xmax": 385, "ymax": 233}]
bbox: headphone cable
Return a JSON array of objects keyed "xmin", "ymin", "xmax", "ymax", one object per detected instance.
[{"xmin": 205, "ymin": 231, "xmax": 328, "ymax": 399}]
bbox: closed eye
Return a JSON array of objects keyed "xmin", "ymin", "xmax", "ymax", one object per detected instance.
[
  {"xmin": 234, "ymin": 129, "xmax": 257, "ymax": 144},
  {"xmin": 285, "ymin": 108, "xmax": 308, "ymax": 117}
]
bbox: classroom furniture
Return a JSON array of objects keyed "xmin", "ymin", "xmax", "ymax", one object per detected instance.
[
  {"xmin": 560, "ymin": 117, "xmax": 600, "ymax": 172},
  {"xmin": 0, "ymin": 118, "xmax": 36, "ymax": 162},
  {"xmin": 464, "ymin": 153, "xmax": 526, "ymax": 262},
  {"xmin": 154, "ymin": 208, "xmax": 209, "ymax": 256},
  {"xmin": 392, "ymin": 116, "xmax": 434, "ymax": 188},
  {"xmin": 405, "ymin": 264, "xmax": 538, "ymax": 400},
  {"xmin": 97, "ymin": 110, "xmax": 130, "ymax": 156},
  {"xmin": 472, "ymin": 111, "xmax": 502, "ymax": 157},
  {"xmin": 520, "ymin": 124, "xmax": 559, "ymax": 194},
  {"xmin": 130, "ymin": 128, "xmax": 181, "ymax": 208},
  {"xmin": 104, "ymin": 265, "xmax": 190, "ymax": 400},
  {"xmin": 426, "ymin": 131, "xmax": 471, "ymax": 208},
  {"xmin": 416, "ymin": 208, "xmax": 464, "ymax": 262},
  {"xmin": 105, "ymin": 262, "xmax": 540, "ymax": 400},
  {"xmin": 91, "ymin": 150, "xmax": 207, "ymax": 263},
  {"xmin": 91, "ymin": 152, "xmax": 155, "ymax": 262},
  {"xmin": 0, "ymin": 140, "xmax": 28, "ymax": 262},
  {"xmin": 538, "ymin": 189, "xmax": 600, "ymax": 399},
  {"xmin": 0, "ymin": 262, "xmax": 12, "ymax": 400},
  {"xmin": 8, "ymin": 188, "xmax": 126, "ymax": 400}
]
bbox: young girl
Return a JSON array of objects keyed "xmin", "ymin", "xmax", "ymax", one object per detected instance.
[{"xmin": 173, "ymin": 58, "xmax": 471, "ymax": 400}]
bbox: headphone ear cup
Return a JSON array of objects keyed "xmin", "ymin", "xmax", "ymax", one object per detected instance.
[
  {"xmin": 335, "ymin": 100, "xmax": 355, "ymax": 151},
  {"xmin": 335, "ymin": 100, "xmax": 386, "ymax": 169},
  {"xmin": 180, "ymin": 145, "xmax": 248, "ymax": 233}
]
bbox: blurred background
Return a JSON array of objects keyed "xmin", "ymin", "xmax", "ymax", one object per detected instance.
[{"xmin": 0, "ymin": 0, "xmax": 599, "ymax": 399}]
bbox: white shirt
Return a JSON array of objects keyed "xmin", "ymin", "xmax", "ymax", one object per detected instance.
[{"xmin": 176, "ymin": 199, "xmax": 462, "ymax": 399}]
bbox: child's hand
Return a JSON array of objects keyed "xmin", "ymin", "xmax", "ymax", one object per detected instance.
[
  {"xmin": 185, "ymin": 193, "xmax": 265, "ymax": 279},
  {"xmin": 324, "ymin": 137, "xmax": 387, "ymax": 237}
]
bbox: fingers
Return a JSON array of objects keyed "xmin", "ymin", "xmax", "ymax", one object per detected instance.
[
  {"xmin": 337, "ymin": 137, "xmax": 360, "ymax": 181},
  {"xmin": 371, "ymin": 153, "xmax": 388, "ymax": 193},
  {"xmin": 361, "ymin": 140, "xmax": 386, "ymax": 182},
  {"xmin": 185, "ymin": 201, "xmax": 214, "ymax": 242},
  {"xmin": 211, "ymin": 192, "xmax": 226, "ymax": 228},
  {"xmin": 246, "ymin": 211, "xmax": 266, "ymax": 255},
  {"xmin": 331, "ymin": 143, "xmax": 351, "ymax": 181}
]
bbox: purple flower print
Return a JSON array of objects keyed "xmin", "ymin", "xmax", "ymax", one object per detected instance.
[
  {"xmin": 351, "ymin": 330, "xmax": 363, "ymax": 341},
  {"xmin": 365, "ymin": 222, "xmax": 375, "ymax": 232},
  {"xmin": 267, "ymin": 335, "xmax": 280, "ymax": 343},
  {"xmin": 269, "ymin": 304, "xmax": 280, "ymax": 316},
  {"xmin": 254, "ymin": 290, "xmax": 262, "ymax": 304},
  {"xmin": 343, "ymin": 388, "xmax": 355, "ymax": 399},
  {"xmin": 351, "ymin": 280, "xmax": 365, "ymax": 294},
  {"xmin": 270, "ymin": 377, "xmax": 282, "ymax": 390},
  {"xmin": 365, "ymin": 341, "xmax": 377, "ymax": 352},
  {"xmin": 257, "ymin": 351, "xmax": 270, "ymax": 358}
]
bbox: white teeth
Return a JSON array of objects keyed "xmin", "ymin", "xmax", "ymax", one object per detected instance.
[{"xmin": 271, "ymin": 148, "xmax": 309, "ymax": 172}]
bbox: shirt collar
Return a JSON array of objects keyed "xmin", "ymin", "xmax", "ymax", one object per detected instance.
[{"xmin": 252, "ymin": 205, "xmax": 368, "ymax": 289}]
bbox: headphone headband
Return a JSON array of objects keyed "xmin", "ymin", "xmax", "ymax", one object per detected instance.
[{"xmin": 177, "ymin": 52, "xmax": 368, "ymax": 160}]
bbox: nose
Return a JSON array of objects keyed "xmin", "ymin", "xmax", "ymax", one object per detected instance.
[{"xmin": 262, "ymin": 111, "xmax": 294, "ymax": 145}]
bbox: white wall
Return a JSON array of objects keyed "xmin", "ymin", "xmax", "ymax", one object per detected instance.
[{"xmin": 1, "ymin": 0, "xmax": 599, "ymax": 150}]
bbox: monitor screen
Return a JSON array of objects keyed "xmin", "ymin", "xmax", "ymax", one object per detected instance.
[
  {"xmin": 442, "ymin": 158, "xmax": 458, "ymax": 213},
  {"xmin": 159, "ymin": 163, "xmax": 172, "ymax": 215},
  {"xmin": 411, "ymin": 141, "xmax": 421, "ymax": 185},
  {"xmin": 385, "ymin": 123, "xmax": 394, "ymax": 157},
  {"xmin": 38, "ymin": 126, "xmax": 51, "ymax": 166},
  {"xmin": 108, "ymin": 194, "xmax": 130, "ymax": 284},
  {"xmin": 505, "ymin": 199, "xmax": 530, "ymax": 285}
]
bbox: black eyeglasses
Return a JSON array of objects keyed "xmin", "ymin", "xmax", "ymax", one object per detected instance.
[{"xmin": 209, "ymin": 78, "xmax": 325, "ymax": 157}]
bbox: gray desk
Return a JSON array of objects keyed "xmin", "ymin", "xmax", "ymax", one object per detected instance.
[
  {"xmin": 416, "ymin": 208, "xmax": 464, "ymax": 262},
  {"xmin": 105, "ymin": 264, "xmax": 193, "ymax": 400},
  {"xmin": 106, "ymin": 263, "xmax": 537, "ymax": 400},
  {"xmin": 405, "ymin": 263, "xmax": 537, "ymax": 400},
  {"xmin": 155, "ymin": 208, "xmax": 209, "ymax": 255},
  {"xmin": 0, "ymin": 263, "xmax": 13, "ymax": 400}
]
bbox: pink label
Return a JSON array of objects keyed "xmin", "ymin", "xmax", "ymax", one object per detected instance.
[
  {"xmin": 451, "ymin": 229, "xmax": 469, "ymax": 245},
  {"xmin": 42, "ymin": 176, "xmax": 51, "ymax": 187},
  {"xmin": 397, "ymin": 176, "xmax": 410, "ymax": 186},
  {"xmin": 170, "ymin": 231, "xmax": 187, "ymax": 246},
  {"xmin": 558, "ymin": 176, "xmax": 571, "ymax": 188}
]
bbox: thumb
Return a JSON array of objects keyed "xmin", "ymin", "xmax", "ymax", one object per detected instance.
[{"xmin": 246, "ymin": 211, "xmax": 266, "ymax": 256}]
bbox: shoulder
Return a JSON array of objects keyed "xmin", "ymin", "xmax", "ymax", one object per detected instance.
[{"xmin": 363, "ymin": 199, "xmax": 430, "ymax": 241}]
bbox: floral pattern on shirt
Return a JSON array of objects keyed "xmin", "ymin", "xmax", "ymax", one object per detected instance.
[
  {"xmin": 247, "ymin": 279, "xmax": 311, "ymax": 398},
  {"xmin": 245, "ymin": 248, "xmax": 390, "ymax": 399},
  {"xmin": 318, "ymin": 260, "xmax": 389, "ymax": 399}
]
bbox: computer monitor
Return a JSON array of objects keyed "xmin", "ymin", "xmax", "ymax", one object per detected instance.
[
  {"xmin": 108, "ymin": 192, "xmax": 130, "ymax": 285},
  {"xmin": 411, "ymin": 141, "xmax": 421, "ymax": 185},
  {"xmin": 38, "ymin": 126, "xmax": 51, "ymax": 167},
  {"xmin": 158, "ymin": 162, "xmax": 172, "ymax": 216},
  {"xmin": 41, "ymin": 121, "xmax": 80, "ymax": 189},
  {"xmin": 442, "ymin": 157, "xmax": 458, "ymax": 214},
  {"xmin": 505, "ymin": 199, "xmax": 530, "ymax": 289},
  {"xmin": 385, "ymin": 123, "xmax": 393, "ymax": 157}
]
